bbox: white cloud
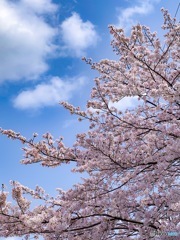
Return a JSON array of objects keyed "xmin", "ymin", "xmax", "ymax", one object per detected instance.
[
  {"xmin": 109, "ymin": 96, "xmax": 142, "ymax": 112},
  {"xmin": 13, "ymin": 76, "xmax": 85, "ymax": 109},
  {"xmin": 21, "ymin": 0, "xmax": 58, "ymax": 14},
  {"xmin": 0, "ymin": 0, "xmax": 58, "ymax": 83},
  {"xmin": 0, "ymin": 238, "xmax": 19, "ymax": 240},
  {"xmin": 117, "ymin": 0, "xmax": 160, "ymax": 31},
  {"xmin": 86, "ymin": 97, "xmax": 142, "ymax": 115},
  {"xmin": 60, "ymin": 12, "xmax": 99, "ymax": 57}
]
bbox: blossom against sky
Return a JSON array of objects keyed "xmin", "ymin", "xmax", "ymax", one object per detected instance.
[{"xmin": 0, "ymin": 0, "xmax": 179, "ymax": 211}]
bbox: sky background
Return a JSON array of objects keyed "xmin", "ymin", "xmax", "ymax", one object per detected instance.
[{"xmin": 0, "ymin": 1, "xmax": 179, "ymax": 238}]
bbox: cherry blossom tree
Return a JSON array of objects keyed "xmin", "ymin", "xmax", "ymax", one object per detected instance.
[{"xmin": 0, "ymin": 9, "xmax": 179, "ymax": 239}]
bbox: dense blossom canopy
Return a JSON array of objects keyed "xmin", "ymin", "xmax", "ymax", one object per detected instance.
[{"xmin": 0, "ymin": 9, "xmax": 179, "ymax": 239}]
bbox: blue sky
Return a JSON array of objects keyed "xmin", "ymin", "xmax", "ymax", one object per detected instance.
[{"xmin": 0, "ymin": 0, "xmax": 179, "ymax": 220}]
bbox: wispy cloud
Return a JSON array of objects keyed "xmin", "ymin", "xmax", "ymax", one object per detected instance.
[
  {"xmin": 116, "ymin": 0, "xmax": 160, "ymax": 31},
  {"xmin": 20, "ymin": 0, "xmax": 58, "ymax": 14},
  {"xmin": 109, "ymin": 97, "xmax": 142, "ymax": 112},
  {"xmin": 0, "ymin": 238, "xmax": 20, "ymax": 240},
  {"xmin": 0, "ymin": 0, "xmax": 58, "ymax": 83},
  {"xmin": 13, "ymin": 76, "xmax": 86, "ymax": 110},
  {"xmin": 60, "ymin": 12, "xmax": 99, "ymax": 57}
]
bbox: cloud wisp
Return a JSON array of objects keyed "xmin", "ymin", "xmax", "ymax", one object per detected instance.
[
  {"xmin": 109, "ymin": 96, "xmax": 142, "ymax": 112},
  {"xmin": 0, "ymin": 0, "xmax": 58, "ymax": 83},
  {"xmin": 13, "ymin": 76, "xmax": 86, "ymax": 110},
  {"xmin": 20, "ymin": 0, "xmax": 58, "ymax": 14},
  {"xmin": 116, "ymin": 0, "xmax": 160, "ymax": 32},
  {"xmin": 60, "ymin": 12, "xmax": 99, "ymax": 57}
]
